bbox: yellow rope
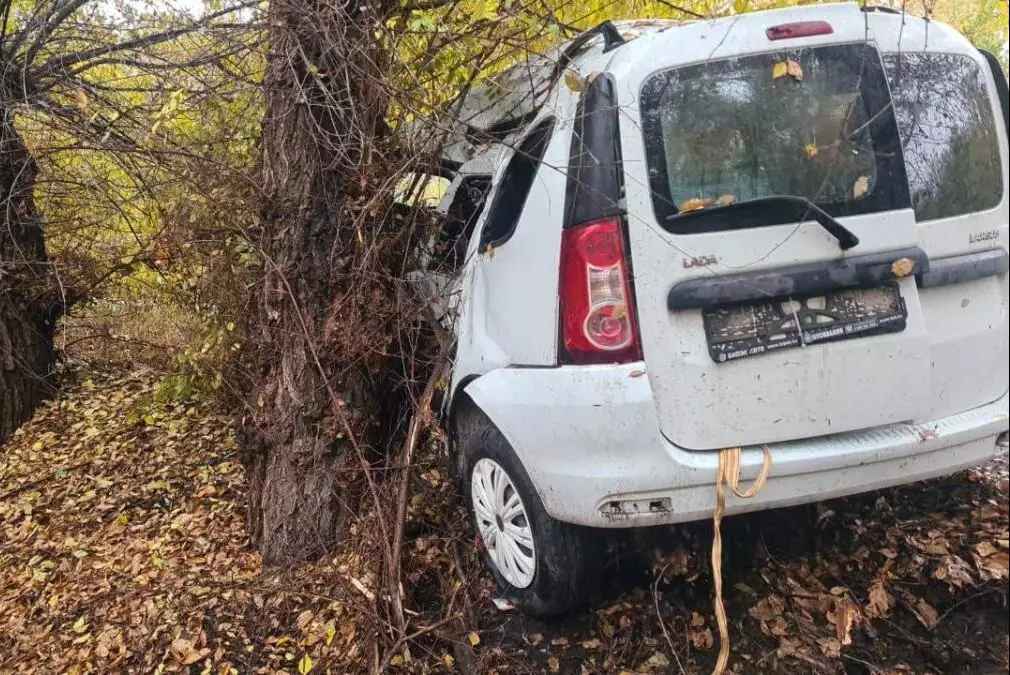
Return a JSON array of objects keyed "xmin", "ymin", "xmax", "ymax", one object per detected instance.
[{"xmin": 711, "ymin": 446, "xmax": 773, "ymax": 675}]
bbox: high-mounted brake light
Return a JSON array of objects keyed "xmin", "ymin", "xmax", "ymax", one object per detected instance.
[
  {"xmin": 559, "ymin": 217, "xmax": 641, "ymax": 364},
  {"xmin": 766, "ymin": 21, "xmax": 833, "ymax": 40}
]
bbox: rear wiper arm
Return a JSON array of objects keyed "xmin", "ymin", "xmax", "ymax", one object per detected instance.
[{"xmin": 666, "ymin": 195, "xmax": 860, "ymax": 251}]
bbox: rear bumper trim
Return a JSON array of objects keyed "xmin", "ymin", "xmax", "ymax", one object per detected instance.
[{"xmin": 917, "ymin": 248, "xmax": 1008, "ymax": 289}]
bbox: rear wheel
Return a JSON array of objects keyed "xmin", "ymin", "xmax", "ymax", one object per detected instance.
[{"xmin": 457, "ymin": 411, "xmax": 599, "ymax": 616}]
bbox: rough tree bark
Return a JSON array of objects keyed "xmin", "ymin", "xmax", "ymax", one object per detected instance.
[
  {"xmin": 238, "ymin": 0, "xmax": 395, "ymax": 564},
  {"xmin": 0, "ymin": 108, "xmax": 57, "ymax": 444}
]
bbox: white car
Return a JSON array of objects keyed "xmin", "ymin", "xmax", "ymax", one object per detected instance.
[{"xmin": 419, "ymin": 3, "xmax": 1010, "ymax": 615}]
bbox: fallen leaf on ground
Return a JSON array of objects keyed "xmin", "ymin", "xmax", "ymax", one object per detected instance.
[
  {"xmin": 833, "ymin": 600, "xmax": 858, "ymax": 646},
  {"xmin": 974, "ymin": 551, "xmax": 1009, "ymax": 581},
  {"xmin": 749, "ymin": 594, "xmax": 785, "ymax": 621},
  {"xmin": 690, "ymin": 627, "xmax": 714, "ymax": 650},
  {"xmin": 974, "ymin": 541, "xmax": 998, "ymax": 557},
  {"xmin": 818, "ymin": 637, "xmax": 842, "ymax": 658},
  {"xmin": 643, "ymin": 652, "xmax": 670, "ymax": 670},
  {"xmin": 907, "ymin": 596, "xmax": 940, "ymax": 630},
  {"xmin": 933, "ymin": 554, "xmax": 975, "ymax": 589},
  {"xmin": 865, "ymin": 580, "xmax": 895, "ymax": 620}
]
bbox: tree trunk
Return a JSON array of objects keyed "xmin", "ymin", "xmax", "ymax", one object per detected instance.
[
  {"xmin": 0, "ymin": 108, "xmax": 56, "ymax": 444},
  {"xmin": 238, "ymin": 0, "xmax": 394, "ymax": 565}
]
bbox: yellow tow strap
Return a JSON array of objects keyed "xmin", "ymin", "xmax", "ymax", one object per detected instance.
[{"xmin": 711, "ymin": 446, "xmax": 773, "ymax": 675}]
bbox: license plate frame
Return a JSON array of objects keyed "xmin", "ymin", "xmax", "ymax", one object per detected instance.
[{"xmin": 702, "ymin": 282, "xmax": 907, "ymax": 363}]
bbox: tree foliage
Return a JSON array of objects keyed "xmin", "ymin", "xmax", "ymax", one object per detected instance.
[{"xmin": 1, "ymin": 0, "xmax": 261, "ymax": 441}]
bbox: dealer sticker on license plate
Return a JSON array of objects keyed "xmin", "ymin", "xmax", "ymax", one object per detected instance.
[{"xmin": 703, "ymin": 283, "xmax": 907, "ymax": 363}]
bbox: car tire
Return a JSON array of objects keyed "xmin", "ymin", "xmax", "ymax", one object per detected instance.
[{"xmin": 457, "ymin": 412, "xmax": 599, "ymax": 616}]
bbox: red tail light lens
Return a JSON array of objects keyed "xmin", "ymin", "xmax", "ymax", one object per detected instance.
[
  {"xmin": 766, "ymin": 21, "xmax": 833, "ymax": 40},
  {"xmin": 559, "ymin": 217, "xmax": 642, "ymax": 364}
]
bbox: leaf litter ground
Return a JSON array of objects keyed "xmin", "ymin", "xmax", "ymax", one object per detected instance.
[{"xmin": 1, "ymin": 369, "xmax": 1007, "ymax": 673}]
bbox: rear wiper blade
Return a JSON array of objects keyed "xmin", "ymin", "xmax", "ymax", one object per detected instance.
[{"xmin": 666, "ymin": 195, "xmax": 860, "ymax": 251}]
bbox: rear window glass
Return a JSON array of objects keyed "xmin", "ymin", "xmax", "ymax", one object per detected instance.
[
  {"xmin": 641, "ymin": 44, "xmax": 909, "ymax": 231},
  {"xmin": 883, "ymin": 52, "xmax": 1004, "ymax": 221}
]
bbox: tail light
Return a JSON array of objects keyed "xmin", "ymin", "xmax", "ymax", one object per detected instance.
[
  {"xmin": 559, "ymin": 217, "xmax": 642, "ymax": 364},
  {"xmin": 766, "ymin": 21, "xmax": 833, "ymax": 40}
]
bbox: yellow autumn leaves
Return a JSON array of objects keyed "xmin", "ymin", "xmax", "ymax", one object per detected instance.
[
  {"xmin": 772, "ymin": 58, "xmax": 804, "ymax": 81},
  {"xmin": 679, "ymin": 194, "xmax": 737, "ymax": 213}
]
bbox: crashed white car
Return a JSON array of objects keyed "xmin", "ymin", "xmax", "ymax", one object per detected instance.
[{"xmin": 417, "ymin": 3, "xmax": 1010, "ymax": 614}]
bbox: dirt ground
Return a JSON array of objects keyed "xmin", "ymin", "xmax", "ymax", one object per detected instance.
[{"xmin": 1, "ymin": 369, "xmax": 1007, "ymax": 674}]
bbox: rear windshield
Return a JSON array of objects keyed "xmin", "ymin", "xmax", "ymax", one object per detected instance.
[
  {"xmin": 883, "ymin": 52, "xmax": 1004, "ymax": 221},
  {"xmin": 641, "ymin": 43, "xmax": 910, "ymax": 230}
]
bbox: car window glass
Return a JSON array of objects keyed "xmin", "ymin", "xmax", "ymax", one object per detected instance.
[
  {"xmin": 640, "ymin": 44, "xmax": 908, "ymax": 229},
  {"xmin": 431, "ymin": 175, "xmax": 492, "ymax": 273},
  {"xmin": 479, "ymin": 117, "xmax": 556, "ymax": 250},
  {"xmin": 883, "ymin": 52, "xmax": 1003, "ymax": 221}
]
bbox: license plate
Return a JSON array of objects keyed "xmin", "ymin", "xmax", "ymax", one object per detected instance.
[{"xmin": 703, "ymin": 283, "xmax": 907, "ymax": 363}]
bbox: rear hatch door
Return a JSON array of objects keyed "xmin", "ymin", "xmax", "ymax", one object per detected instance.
[{"xmin": 620, "ymin": 21, "xmax": 936, "ymax": 450}]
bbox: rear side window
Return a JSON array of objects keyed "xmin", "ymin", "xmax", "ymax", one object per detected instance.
[
  {"xmin": 883, "ymin": 52, "xmax": 1004, "ymax": 221},
  {"xmin": 432, "ymin": 175, "xmax": 491, "ymax": 273},
  {"xmin": 479, "ymin": 118, "xmax": 555, "ymax": 251},
  {"xmin": 641, "ymin": 43, "xmax": 909, "ymax": 230}
]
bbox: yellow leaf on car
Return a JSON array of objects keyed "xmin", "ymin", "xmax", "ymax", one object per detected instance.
[
  {"xmin": 564, "ymin": 70, "xmax": 586, "ymax": 93},
  {"xmin": 680, "ymin": 197, "xmax": 711, "ymax": 213},
  {"xmin": 772, "ymin": 61, "xmax": 789, "ymax": 79},
  {"xmin": 805, "ymin": 144, "xmax": 819, "ymax": 158},
  {"xmin": 787, "ymin": 59, "xmax": 804, "ymax": 80},
  {"xmin": 853, "ymin": 176, "xmax": 870, "ymax": 199},
  {"xmin": 891, "ymin": 257, "xmax": 915, "ymax": 278}
]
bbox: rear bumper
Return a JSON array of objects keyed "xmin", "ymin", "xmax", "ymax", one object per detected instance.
[{"xmin": 463, "ymin": 364, "xmax": 1009, "ymax": 528}]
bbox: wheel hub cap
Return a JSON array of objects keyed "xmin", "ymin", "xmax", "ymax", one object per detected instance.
[{"xmin": 471, "ymin": 458, "xmax": 536, "ymax": 588}]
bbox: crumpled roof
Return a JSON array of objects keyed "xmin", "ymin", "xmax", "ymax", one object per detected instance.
[{"xmin": 437, "ymin": 18, "xmax": 691, "ymax": 167}]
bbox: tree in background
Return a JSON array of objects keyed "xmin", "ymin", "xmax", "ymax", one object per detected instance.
[{"xmin": 0, "ymin": 0, "xmax": 257, "ymax": 442}]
